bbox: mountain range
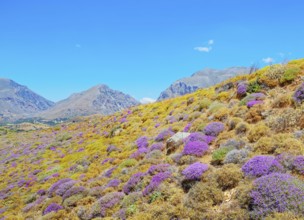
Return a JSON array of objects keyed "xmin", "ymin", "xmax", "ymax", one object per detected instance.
[
  {"xmin": 158, "ymin": 67, "xmax": 251, "ymax": 100},
  {"xmin": 0, "ymin": 67, "xmax": 250, "ymax": 123},
  {"xmin": 0, "ymin": 78, "xmax": 55, "ymax": 122},
  {"xmin": 0, "ymin": 79, "xmax": 139, "ymax": 123},
  {"xmin": 36, "ymin": 84, "xmax": 139, "ymax": 120}
]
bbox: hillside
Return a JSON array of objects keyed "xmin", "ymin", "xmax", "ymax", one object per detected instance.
[
  {"xmin": 1, "ymin": 59, "xmax": 304, "ymax": 219},
  {"xmin": 157, "ymin": 67, "xmax": 251, "ymax": 100},
  {"xmin": 37, "ymin": 84, "xmax": 140, "ymax": 120},
  {"xmin": 0, "ymin": 78, "xmax": 54, "ymax": 122}
]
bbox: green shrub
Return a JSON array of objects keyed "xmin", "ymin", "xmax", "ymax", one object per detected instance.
[
  {"xmin": 247, "ymin": 80, "xmax": 261, "ymax": 93},
  {"xmin": 56, "ymin": 133, "xmax": 72, "ymax": 142},
  {"xmin": 149, "ymin": 191, "xmax": 162, "ymax": 203},
  {"xmin": 280, "ymin": 67, "xmax": 301, "ymax": 84},
  {"xmin": 211, "ymin": 146, "xmax": 234, "ymax": 165},
  {"xmin": 199, "ymin": 98, "xmax": 212, "ymax": 110},
  {"xmin": 119, "ymin": 159, "xmax": 137, "ymax": 168},
  {"xmin": 208, "ymin": 101, "xmax": 225, "ymax": 114}
]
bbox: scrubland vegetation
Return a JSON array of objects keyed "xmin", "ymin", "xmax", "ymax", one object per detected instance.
[{"xmin": 1, "ymin": 59, "xmax": 304, "ymax": 219}]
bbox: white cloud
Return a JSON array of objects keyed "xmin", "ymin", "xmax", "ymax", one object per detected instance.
[
  {"xmin": 208, "ymin": 39, "xmax": 214, "ymax": 45},
  {"xmin": 262, "ymin": 57, "xmax": 274, "ymax": 64},
  {"xmin": 194, "ymin": 46, "xmax": 212, "ymax": 52},
  {"xmin": 75, "ymin": 44, "xmax": 81, "ymax": 48},
  {"xmin": 194, "ymin": 39, "xmax": 214, "ymax": 52},
  {"xmin": 140, "ymin": 97, "xmax": 156, "ymax": 104},
  {"xmin": 278, "ymin": 52, "xmax": 285, "ymax": 58}
]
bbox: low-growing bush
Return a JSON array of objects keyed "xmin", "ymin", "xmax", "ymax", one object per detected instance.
[
  {"xmin": 182, "ymin": 141, "xmax": 209, "ymax": 157},
  {"xmin": 155, "ymin": 129, "xmax": 174, "ymax": 142},
  {"xmin": 228, "ymin": 117, "xmax": 242, "ymax": 130},
  {"xmin": 123, "ymin": 172, "xmax": 147, "ymax": 194},
  {"xmin": 250, "ymin": 173, "xmax": 304, "ymax": 218},
  {"xmin": 224, "ymin": 149, "xmax": 249, "ymax": 164},
  {"xmin": 293, "ymin": 156, "xmax": 304, "ymax": 174},
  {"xmin": 211, "ymin": 146, "xmax": 234, "ymax": 165},
  {"xmin": 254, "ymin": 137, "xmax": 275, "ymax": 154},
  {"xmin": 247, "ymin": 80, "xmax": 261, "ymax": 93},
  {"xmin": 203, "ymin": 122, "xmax": 225, "ymax": 137},
  {"xmin": 184, "ymin": 182, "xmax": 223, "ymax": 214},
  {"xmin": 242, "ymin": 156, "xmax": 284, "ymax": 178},
  {"xmin": 182, "ymin": 162, "xmax": 208, "ymax": 180},
  {"xmin": 293, "ymin": 83, "xmax": 304, "ymax": 104},
  {"xmin": 208, "ymin": 101, "xmax": 226, "ymax": 114},
  {"xmin": 43, "ymin": 203, "xmax": 63, "ymax": 215},
  {"xmin": 184, "ymin": 132, "xmax": 215, "ymax": 144},
  {"xmin": 215, "ymin": 164, "xmax": 243, "ymax": 190},
  {"xmin": 89, "ymin": 192, "xmax": 125, "ymax": 218},
  {"xmin": 279, "ymin": 67, "xmax": 301, "ymax": 85},
  {"xmin": 259, "ymin": 64, "xmax": 286, "ymax": 88},
  {"xmin": 198, "ymin": 98, "xmax": 212, "ymax": 110},
  {"xmin": 237, "ymin": 81, "xmax": 248, "ymax": 97},
  {"xmin": 247, "ymin": 122, "xmax": 270, "ymax": 142},
  {"xmin": 235, "ymin": 122, "xmax": 250, "ymax": 135},
  {"xmin": 271, "ymin": 93, "xmax": 292, "ymax": 108},
  {"xmin": 143, "ymin": 171, "xmax": 171, "ymax": 196}
]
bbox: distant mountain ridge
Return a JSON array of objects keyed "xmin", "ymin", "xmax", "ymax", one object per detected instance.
[
  {"xmin": 158, "ymin": 67, "xmax": 251, "ymax": 100},
  {"xmin": 37, "ymin": 84, "xmax": 140, "ymax": 120},
  {"xmin": 0, "ymin": 79, "xmax": 139, "ymax": 123},
  {"xmin": 0, "ymin": 78, "xmax": 54, "ymax": 122}
]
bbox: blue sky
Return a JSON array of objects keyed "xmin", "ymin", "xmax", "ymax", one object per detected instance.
[{"xmin": 0, "ymin": 0, "xmax": 304, "ymax": 102}]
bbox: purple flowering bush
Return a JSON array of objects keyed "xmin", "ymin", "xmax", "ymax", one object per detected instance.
[
  {"xmin": 275, "ymin": 153, "xmax": 295, "ymax": 170},
  {"xmin": 183, "ymin": 123, "xmax": 192, "ymax": 132},
  {"xmin": 242, "ymin": 156, "xmax": 284, "ymax": 177},
  {"xmin": 293, "ymin": 156, "xmax": 304, "ymax": 174},
  {"xmin": 182, "ymin": 141, "xmax": 209, "ymax": 157},
  {"xmin": 37, "ymin": 189, "xmax": 46, "ymax": 196},
  {"xmin": 293, "ymin": 83, "xmax": 304, "ymax": 104},
  {"xmin": 247, "ymin": 100, "xmax": 263, "ymax": 108},
  {"xmin": 250, "ymin": 173, "xmax": 304, "ymax": 218},
  {"xmin": 184, "ymin": 132, "xmax": 215, "ymax": 145},
  {"xmin": 182, "ymin": 162, "xmax": 208, "ymax": 180},
  {"xmin": 90, "ymin": 192, "xmax": 125, "ymax": 217},
  {"xmin": 149, "ymin": 143, "xmax": 165, "ymax": 152},
  {"xmin": 106, "ymin": 145, "xmax": 120, "ymax": 154},
  {"xmin": 55, "ymin": 180, "xmax": 77, "ymax": 196},
  {"xmin": 43, "ymin": 203, "xmax": 63, "ymax": 215},
  {"xmin": 241, "ymin": 92, "xmax": 266, "ymax": 106},
  {"xmin": 237, "ymin": 82, "xmax": 248, "ymax": 97},
  {"xmin": 148, "ymin": 164, "xmax": 170, "ymax": 175},
  {"xmin": 48, "ymin": 178, "xmax": 74, "ymax": 197},
  {"xmin": 136, "ymin": 136, "xmax": 149, "ymax": 149},
  {"xmin": 123, "ymin": 172, "xmax": 146, "ymax": 194},
  {"xmin": 104, "ymin": 167, "xmax": 117, "ymax": 178},
  {"xmin": 155, "ymin": 129, "xmax": 174, "ymax": 142},
  {"xmin": 203, "ymin": 122, "xmax": 225, "ymax": 137},
  {"xmin": 62, "ymin": 186, "xmax": 87, "ymax": 201},
  {"xmin": 107, "ymin": 179, "xmax": 121, "ymax": 188},
  {"xmin": 130, "ymin": 147, "xmax": 148, "ymax": 159},
  {"xmin": 143, "ymin": 171, "xmax": 171, "ymax": 196}
]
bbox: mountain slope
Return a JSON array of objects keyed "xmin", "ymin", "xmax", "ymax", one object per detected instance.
[
  {"xmin": 1, "ymin": 59, "xmax": 304, "ymax": 219},
  {"xmin": 158, "ymin": 67, "xmax": 251, "ymax": 100},
  {"xmin": 38, "ymin": 84, "xmax": 139, "ymax": 119},
  {"xmin": 0, "ymin": 78, "xmax": 54, "ymax": 122}
]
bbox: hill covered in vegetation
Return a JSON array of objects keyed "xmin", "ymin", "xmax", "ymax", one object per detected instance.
[{"xmin": 1, "ymin": 59, "xmax": 304, "ymax": 219}]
